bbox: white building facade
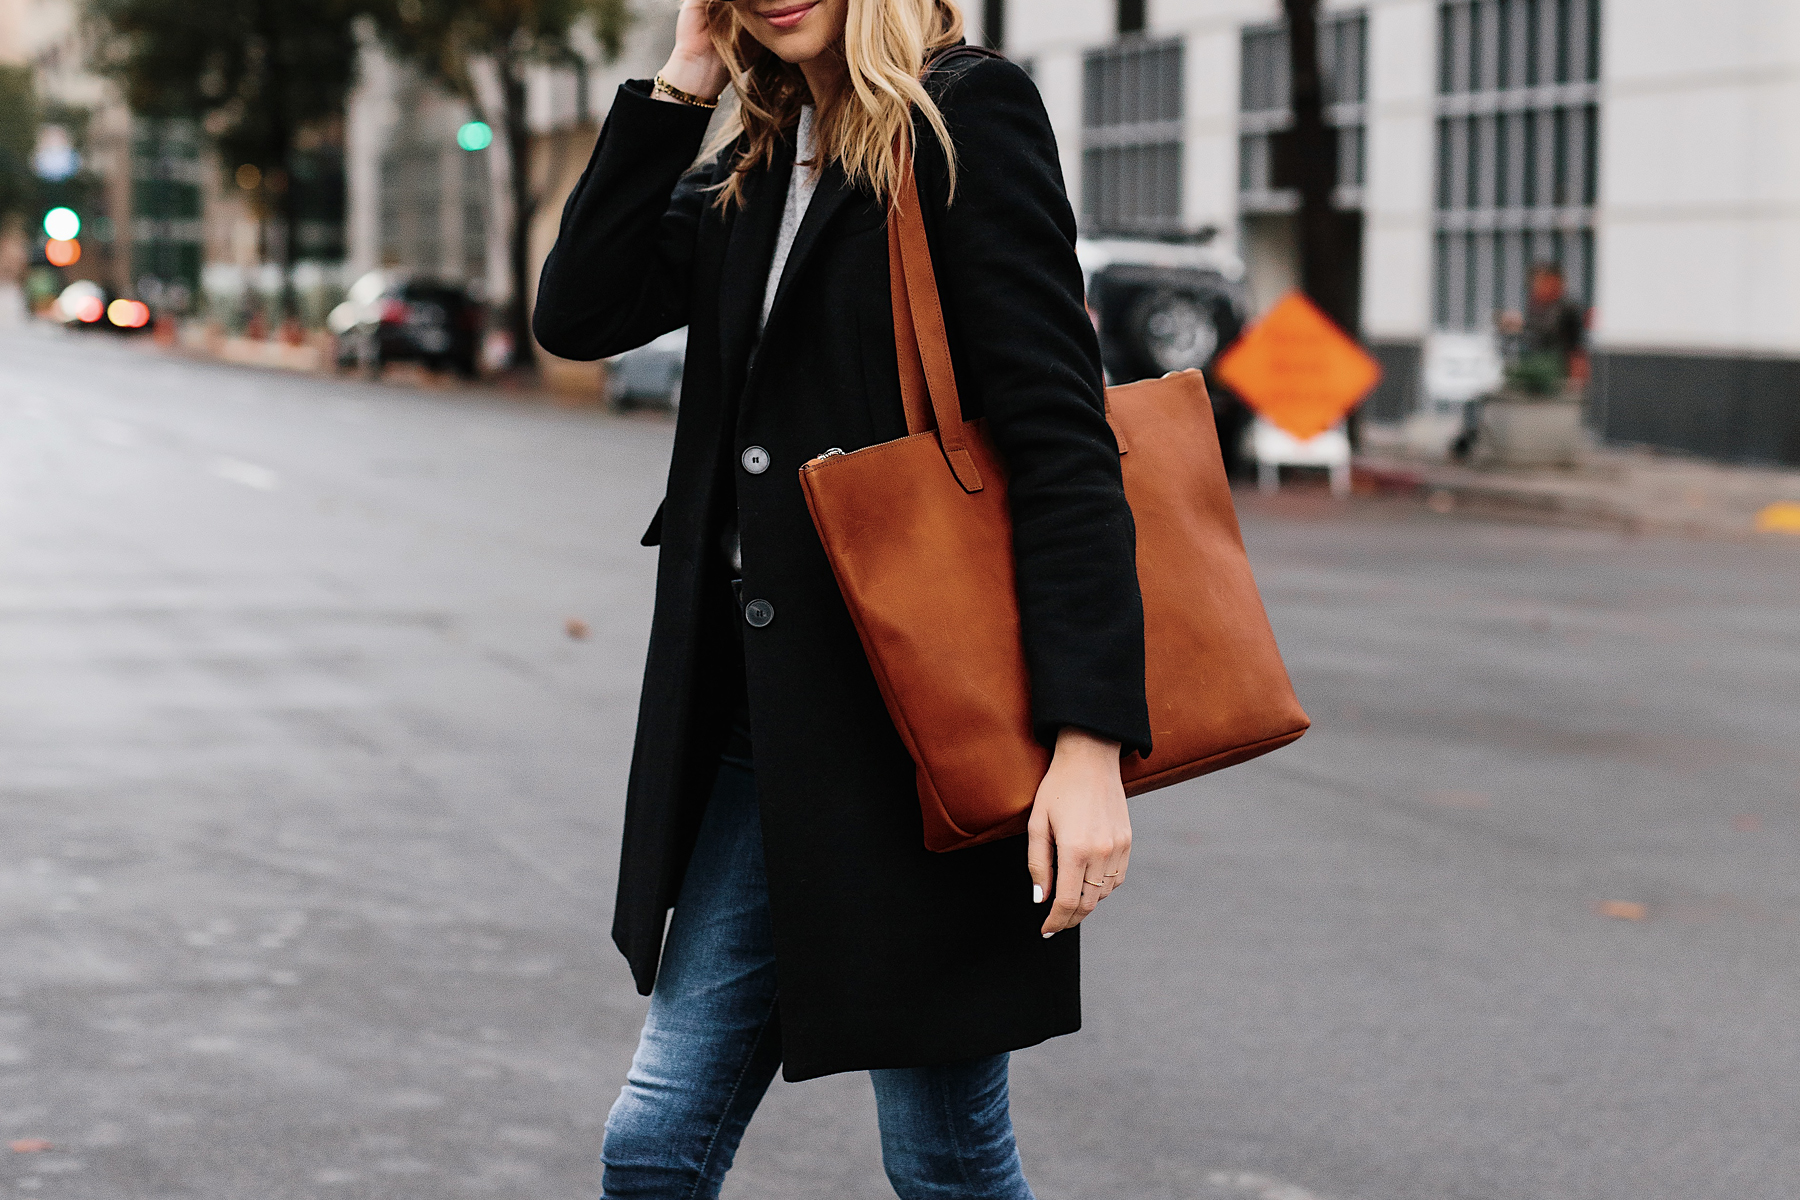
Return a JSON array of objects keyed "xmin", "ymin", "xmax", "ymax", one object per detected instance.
[{"xmin": 993, "ymin": 0, "xmax": 1800, "ymax": 465}]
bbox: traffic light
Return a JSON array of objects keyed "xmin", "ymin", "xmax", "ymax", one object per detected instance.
[
  {"xmin": 43, "ymin": 207, "xmax": 80, "ymax": 240},
  {"xmin": 456, "ymin": 121, "xmax": 493, "ymax": 151},
  {"xmin": 42, "ymin": 207, "xmax": 81, "ymax": 267}
]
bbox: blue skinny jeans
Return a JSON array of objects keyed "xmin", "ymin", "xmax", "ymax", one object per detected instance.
[{"xmin": 600, "ymin": 757, "xmax": 1036, "ymax": 1200}]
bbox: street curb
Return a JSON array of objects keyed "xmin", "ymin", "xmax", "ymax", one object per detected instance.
[{"xmin": 1354, "ymin": 455, "xmax": 1800, "ymax": 542}]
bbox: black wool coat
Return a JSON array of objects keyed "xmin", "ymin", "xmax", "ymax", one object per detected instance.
[{"xmin": 534, "ymin": 56, "xmax": 1151, "ymax": 1082}]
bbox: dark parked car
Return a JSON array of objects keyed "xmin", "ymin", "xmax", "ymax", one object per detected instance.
[
  {"xmin": 330, "ymin": 271, "xmax": 483, "ymax": 378},
  {"xmin": 1077, "ymin": 236, "xmax": 1247, "ymax": 382},
  {"xmin": 1077, "ymin": 236, "xmax": 1253, "ymax": 476}
]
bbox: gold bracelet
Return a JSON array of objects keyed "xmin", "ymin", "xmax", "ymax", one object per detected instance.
[{"xmin": 653, "ymin": 73, "xmax": 720, "ymax": 110}]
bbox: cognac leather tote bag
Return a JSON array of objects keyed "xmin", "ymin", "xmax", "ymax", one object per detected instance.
[{"xmin": 798, "ymin": 152, "xmax": 1310, "ymax": 853}]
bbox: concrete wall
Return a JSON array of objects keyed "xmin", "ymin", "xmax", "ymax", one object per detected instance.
[
  {"xmin": 1585, "ymin": 0, "xmax": 1800, "ymax": 464},
  {"xmin": 1359, "ymin": 0, "xmax": 1434, "ymax": 345},
  {"xmin": 1592, "ymin": 0, "xmax": 1800, "ymax": 358}
]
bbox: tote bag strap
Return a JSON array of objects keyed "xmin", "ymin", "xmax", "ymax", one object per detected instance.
[
  {"xmin": 888, "ymin": 45, "xmax": 1123, "ymax": 491},
  {"xmin": 887, "ymin": 157, "xmax": 984, "ymax": 493}
]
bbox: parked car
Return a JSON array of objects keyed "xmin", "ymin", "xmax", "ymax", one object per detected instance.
[
  {"xmin": 51, "ymin": 279, "xmax": 152, "ymax": 334},
  {"xmin": 330, "ymin": 271, "xmax": 483, "ymax": 378},
  {"xmin": 593, "ymin": 242, "xmax": 1248, "ymax": 431},
  {"xmin": 1077, "ymin": 234, "xmax": 1254, "ymax": 475},
  {"xmin": 607, "ymin": 326, "xmax": 686, "ymax": 411}
]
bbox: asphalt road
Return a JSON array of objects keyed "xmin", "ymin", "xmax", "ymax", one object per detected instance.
[{"xmin": 3, "ymin": 323, "xmax": 1798, "ymax": 1200}]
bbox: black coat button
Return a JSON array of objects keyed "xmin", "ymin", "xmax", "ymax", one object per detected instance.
[
  {"xmin": 744, "ymin": 598, "xmax": 774, "ymax": 628},
  {"xmin": 741, "ymin": 446, "xmax": 771, "ymax": 475}
]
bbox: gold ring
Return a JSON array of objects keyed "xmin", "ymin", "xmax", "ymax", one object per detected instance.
[
  {"xmin": 1104, "ymin": 870, "xmax": 1122, "ymax": 877},
  {"xmin": 1084, "ymin": 879, "xmax": 1106, "ymax": 887}
]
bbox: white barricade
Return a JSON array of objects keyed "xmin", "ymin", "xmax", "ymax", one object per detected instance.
[{"xmin": 1251, "ymin": 419, "xmax": 1352, "ymax": 497}]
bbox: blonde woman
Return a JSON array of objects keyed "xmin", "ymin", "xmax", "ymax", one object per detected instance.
[{"xmin": 535, "ymin": 0, "xmax": 1149, "ymax": 1194}]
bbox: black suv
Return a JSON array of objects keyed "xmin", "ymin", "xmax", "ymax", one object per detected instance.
[{"xmin": 1078, "ymin": 236, "xmax": 1252, "ymax": 473}]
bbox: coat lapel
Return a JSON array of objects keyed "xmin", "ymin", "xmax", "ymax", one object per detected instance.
[
  {"xmin": 755, "ymin": 163, "xmax": 855, "ymax": 351},
  {"xmin": 719, "ymin": 128, "xmax": 862, "ymax": 403},
  {"xmin": 717, "ymin": 150, "xmax": 792, "ymax": 402}
]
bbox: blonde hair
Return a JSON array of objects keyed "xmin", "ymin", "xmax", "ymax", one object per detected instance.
[{"xmin": 703, "ymin": 0, "xmax": 965, "ymax": 210}]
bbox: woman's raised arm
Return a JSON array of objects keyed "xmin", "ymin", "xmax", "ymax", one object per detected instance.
[
  {"xmin": 533, "ymin": 3, "xmax": 731, "ymax": 361},
  {"xmin": 532, "ymin": 89, "xmax": 719, "ymax": 361}
]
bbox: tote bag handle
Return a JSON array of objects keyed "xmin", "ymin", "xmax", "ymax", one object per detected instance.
[
  {"xmin": 886, "ymin": 112, "xmax": 1124, "ymax": 491},
  {"xmin": 886, "ymin": 162, "xmax": 985, "ymax": 493}
]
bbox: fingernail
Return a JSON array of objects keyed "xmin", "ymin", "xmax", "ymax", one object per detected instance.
[
  {"xmin": 1042, "ymin": 930, "xmax": 1055, "ymax": 939},
  {"xmin": 1032, "ymin": 885, "xmax": 1044, "ymax": 904}
]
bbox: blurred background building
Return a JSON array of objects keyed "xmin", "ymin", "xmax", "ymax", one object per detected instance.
[
  {"xmin": 998, "ymin": 0, "xmax": 1799, "ymax": 465},
  {"xmin": 0, "ymin": 0, "xmax": 130, "ymax": 310},
  {"xmin": 4, "ymin": 0, "xmax": 1795, "ymax": 465},
  {"xmin": 0, "ymin": 0, "xmax": 348, "ymax": 328}
]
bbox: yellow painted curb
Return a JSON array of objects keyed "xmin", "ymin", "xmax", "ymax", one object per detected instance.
[{"xmin": 1756, "ymin": 502, "xmax": 1800, "ymax": 534}]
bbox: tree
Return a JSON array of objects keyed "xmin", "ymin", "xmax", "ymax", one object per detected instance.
[
  {"xmin": 1281, "ymin": 0, "xmax": 1355, "ymax": 334},
  {"xmin": 87, "ymin": 0, "xmax": 363, "ymax": 321},
  {"xmin": 0, "ymin": 66, "xmax": 38, "ymax": 224},
  {"xmin": 368, "ymin": 0, "xmax": 631, "ymax": 373}
]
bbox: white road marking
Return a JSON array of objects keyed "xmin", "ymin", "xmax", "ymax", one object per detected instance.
[
  {"xmin": 210, "ymin": 457, "xmax": 279, "ymax": 491},
  {"xmin": 1208, "ymin": 1171, "xmax": 1332, "ymax": 1200}
]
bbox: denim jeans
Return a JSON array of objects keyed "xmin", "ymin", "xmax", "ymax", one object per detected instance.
[{"xmin": 601, "ymin": 757, "xmax": 1036, "ymax": 1200}]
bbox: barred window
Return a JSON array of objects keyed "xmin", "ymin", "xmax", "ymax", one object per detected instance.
[
  {"xmin": 130, "ymin": 119, "xmax": 204, "ymax": 304},
  {"xmin": 1238, "ymin": 12, "xmax": 1367, "ymax": 213},
  {"xmin": 1081, "ymin": 37, "xmax": 1184, "ymax": 238},
  {"xmin": 1432, "ymin": 0, "xmax": 1601, "ymax": 331}
]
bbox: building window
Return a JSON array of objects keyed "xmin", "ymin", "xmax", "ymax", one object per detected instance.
[
  {"xmin": 131, "ymin": 118, "xmax": 204, "ymax": 310},
  {"xmin": 1081, "ymin": 37, "xmax": 1183, "ymax": 237},
  {"xmin": 983, "ymin": 0, "xmax": 1005, "ymax": 50},
  {"xmin": 1237, "ymin": 12, "xmax": 1368, "ymax": 213},
  {"xmin": 1432, "ymin": 0, "xmax": 1601, "ymax": 331},
  {"xmin": 461, "ymin": 147, "xmax": 489, "ymax": 288},
  {"xmin": 291, "ymin": 136, "xmax": 347, "ymax": 264},
  {"xmin": 379, "ymin": 137, "xmax": 442, "ymax": 274},
  {"xmin": 1117, "ymin": 0, "xmax": 1146, "ymax": 36}
]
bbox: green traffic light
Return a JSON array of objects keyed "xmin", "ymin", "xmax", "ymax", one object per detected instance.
[
  {"xmin": 456, "ymin": 121, "xmax": 493, "ymax": 152},
  {"xmin": 43, "ymin": 207, "xmax": 80, "ymax": 241}
]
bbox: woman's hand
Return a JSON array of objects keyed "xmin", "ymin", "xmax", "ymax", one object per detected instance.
[
  {"xmin": 657, "ymin": 0, "xmax": 731, "ymax": 103},
  {"xmin": 1028, "ymin": 728, "xmax": 1131, "ymax": 937}
]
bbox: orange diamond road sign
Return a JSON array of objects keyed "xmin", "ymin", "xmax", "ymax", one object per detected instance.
[{"xmin": 1214, "ymin": 290, "xmax": 1382, "ymax": 440}]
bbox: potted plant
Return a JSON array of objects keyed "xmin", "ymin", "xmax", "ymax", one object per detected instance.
[{"xmin": 1474, "ymin": 351, "xmax": 1585, "ymax": 468}]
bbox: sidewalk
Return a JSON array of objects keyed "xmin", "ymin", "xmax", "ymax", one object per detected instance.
[
  {"xmin": 154, "ymin": 319, "xmax": 612, "ymax": 406},
  {"xmin": 1355, "ymin": 436, "xmax": 1800, "ymax": 540}
]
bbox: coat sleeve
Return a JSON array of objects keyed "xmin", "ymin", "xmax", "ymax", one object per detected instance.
[
  {"xmin": 532, "ymin": 81, "xmax": 721, "ymax": 362},
  {"xmin": 917, "ymin": 58, "xmax": 1153, "ymax": 758}
]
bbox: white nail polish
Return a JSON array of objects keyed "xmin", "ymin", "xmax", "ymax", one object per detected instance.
[
  {"xmin": 1042, "ymin": 931, "xmax": 1054, "ymax": 939},
  {"xmin": 1032, "ymin": 885, "xmax": 1044, "ymax": 904}
]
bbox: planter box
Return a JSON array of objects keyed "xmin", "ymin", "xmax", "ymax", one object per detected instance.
[{"xmin": 1476, "ymin": 396, "xmax": 1584, "ymax": 468}]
